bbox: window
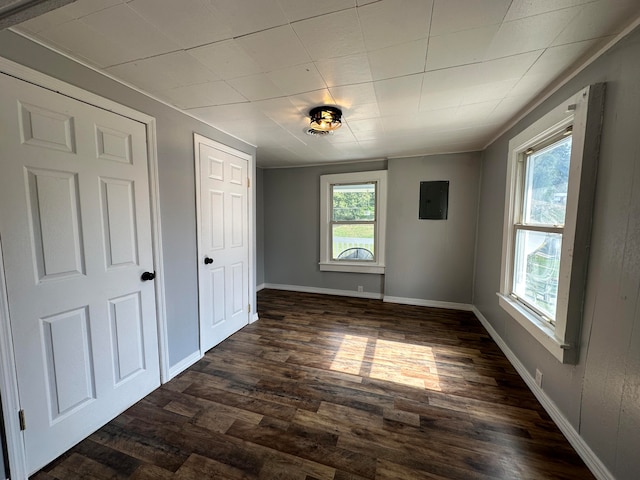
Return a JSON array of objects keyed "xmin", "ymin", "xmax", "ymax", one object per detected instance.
[
  {"xmin": 498, "ymin": 84, "xmax": 605, "ymax": 363},
  {"xmin": 320, "ymin": 170, "xmax": 387, "ymax": 274}
]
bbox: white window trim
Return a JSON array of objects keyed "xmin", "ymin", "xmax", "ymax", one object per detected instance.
[
  {"xmin": 498, "ymin": 84, "xmax": 605, "ymax": 364},
  {"xmin": 319, "ymin": 170, "xmax": 387, "ymax": 274}
]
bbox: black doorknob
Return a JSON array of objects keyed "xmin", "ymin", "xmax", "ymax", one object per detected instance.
[
  {"xmin": 141, "ymin": 271, "xmax": 156, "ymax": 281},
  {"xmin": 204, "ymin": 257, "xmax": 213, "ymax": 265}
]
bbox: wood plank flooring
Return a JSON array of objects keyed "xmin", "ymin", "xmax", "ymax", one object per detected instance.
[{"xmin": 33, "ymin": 289, "xmax": 595, "ymax": 479}]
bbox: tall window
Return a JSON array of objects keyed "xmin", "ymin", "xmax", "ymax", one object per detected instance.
[
  {"xmin": 512, "ymin": 132, "xmax": 572, "ymax": 323},
  {"xmin": 320, "ymin": 171, "xmax": 387, "ymax": 274},
  {"xmin": 499, "ymin": 84, "xmax": 604, "ymax": 364}
]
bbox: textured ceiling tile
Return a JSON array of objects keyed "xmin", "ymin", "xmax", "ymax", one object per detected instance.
[
  {"xmin": 552, "ymin": 0, "xmax": 640, "ymax": 45},
  {"xmin": 288, "ymin": 89, "xmax": 337, "ymax": 115},
  {"xmin": 107, "ymin": 51, "xmax": 219, "ymax": 92},
  {"xmin": 277, "ymin": 0, "xmax": 355, "ymax": 22},
  {"xmin": 368, "ymin": 39, "xmax": 428, "ymax": 81},
  {"xmin": 127, "ymin": 0, "xmax": 231, "ymax": 49},
  {"xmin": 315, "ymin": 53, "xmax": 372, "ymax": 88},
  {"xmin": 358, "ymin": 0, "xmax": 433, "ymax": 50},
  {"xmin": 425, "ymin": 25, "xmax": 499, "ymax": 71},
  {"xmin": 189, "ymin": 40, "xmax": 263, "ymax": 79},
  {"xmin": 430, "ymin": 0, "xmax": 511, "ymax": 36},
  {"xmin": 329, "ymin": 83, "xmax": 378, "ymax": 107},
  {"xmin": 58, "ymin": 0, "xmax": 124, "ymax": 17},
  {"xmin": 343, "ymin": 103, "xmax": 380, "ymax": 122},
  {"xmin": 484, "ymin": 7, "xmax": 578, "ymax": 60},
  {"xmin": 208, "ymin": 0, "xmax": 287, "ymax": 37},
  {"xmin": 15, "ymin": 4, "xmax": 74, "ymax": 32},
  {"xmin": 292, "ymin": 8, "xmax": 365, "ymax": 60},
  {"xmin": 160, "ymin": 81, "xmax": 247, "ymax": 109},
  {"xmin": 373, "ymin": 74, "xmax": 423, "ymax": 116},
  {"xmin": 266, "ymin": 63, "xmax": 327, "ymax": 96},
  {"xmin": 226, "ymin": 73, "xmax": 284, "ymax": 101},
  {"xmin": 235, "ymin": 25, "xmax": 310, "ymax": 71},
  {"xmin": 35, "ymin": 18, "xmax": 135, "ymax": 67},
  {"xmin": 505, "ymin": 0, "xmax": 592, "ymax": 21},
  {"xmin": 80, "ymin": 4, "xmax": 180, "ymax": 61}
]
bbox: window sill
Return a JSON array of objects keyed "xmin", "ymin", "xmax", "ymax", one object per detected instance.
[
  {"xmin": 319, "ymin": 262, "xmax": 385, "ymax": 274},
  {"xmin": 496, "ymin": 293, "xmax": 573, "ymax": 364}
]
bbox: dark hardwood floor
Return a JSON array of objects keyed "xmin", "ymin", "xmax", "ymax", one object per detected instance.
[{"xmin": 33, "ymin": 289, "xmax": 595, "ymax": 479}]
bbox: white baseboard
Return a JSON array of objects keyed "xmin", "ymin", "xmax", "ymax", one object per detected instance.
[
  {"xmin": 471, "ymin": 307, "xmax": 614, "ymax": 480},
  {"xmin": 165, "ymin": 350, "xmax": 202, "ymax": 382},
  {"xmin": 251, "ymin": 313, "xmax": 259, "ymax": 323},
  {"xmin": 384, "ymin": 295, "xmax": 473, "ymax": 311},
  {"xmin": 261, "ymin": 283, "xmax": 383, "ymax": 299},
  {"xmin": 257, "ymin": 283, "xmax": 266, "ymax": 292}
]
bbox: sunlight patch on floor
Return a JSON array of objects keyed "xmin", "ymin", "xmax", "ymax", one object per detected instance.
[{"xmin": 330, "ymin": 335, "xmax": 441, "ymax": 391}]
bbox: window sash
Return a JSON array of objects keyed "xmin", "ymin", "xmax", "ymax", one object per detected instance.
[{"xmin": 510, "ymin": 224, "xmax": 564, "ymax": 324}]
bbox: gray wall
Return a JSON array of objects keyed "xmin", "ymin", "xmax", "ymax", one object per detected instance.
[
  {"xmin": 474, "ymin": 25, "xmax": 640, "ymax": 479},
  {"xmin": 256, "ymin": 167, "xmax": 265, "ymax": 287},
  {"xmin": 0, "ymin": 30, "xmax": 256, "ymax": 368},
  {"xmin": 262, "ymin": 154, "xmax": 480, "ymax": 305},
  {"xmin": 263, "ymin": 161, "xmax": 387, "ymax": 296},
  {"xmin": 385, "ymin": 153, "xmax": 480, "ymax": 304}
]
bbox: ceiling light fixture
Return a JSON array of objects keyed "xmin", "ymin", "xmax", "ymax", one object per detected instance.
[{"xmin": 307, "ymin": 106, "xmax": 342, "ymax": 135}]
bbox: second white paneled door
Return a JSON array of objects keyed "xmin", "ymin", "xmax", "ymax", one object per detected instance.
[
  {"xmin": 0, "ymin": 73, "xmax": 160, "ymax": 473},
  {"xmin": 195, "ymin": 135, "xmax": 250, "ymax": 352}
]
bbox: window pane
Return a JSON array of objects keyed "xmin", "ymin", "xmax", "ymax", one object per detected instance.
[
  {"xmin": 513, "ymin": 230, "xmax": 562, "ymax": 320},
  {"xmin": 332, "ymin": 224, "xmax": 374, "ymax": 260},
  {"xmin": 332, "ymin": 183, "xmax": 375, "ymax": 221},
  {"xmin": 524, "ymin": 136, "xmax": 571, "ymax": 226}
]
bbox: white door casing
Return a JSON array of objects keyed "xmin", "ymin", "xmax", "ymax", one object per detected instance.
[
  {"xmin": 0, "ymin": 72, "xmax": 160, "ymax": 473},
  {"xmin": 195, "ymin": 134, "xmax": 250, "ymax": 352}
]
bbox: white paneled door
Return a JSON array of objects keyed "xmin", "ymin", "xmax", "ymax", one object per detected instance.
[
  {"xmin": 195, "ymin": 135, "xmax": 249, "ymax": 352},
  {"xmin": 0, "ymin": 73, "xmax": 160, "ymax": 473}
]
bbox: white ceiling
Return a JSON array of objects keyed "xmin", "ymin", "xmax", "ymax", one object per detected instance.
[{"xmin": 13, "ymin": 0, "xmax": 640, "ymax": 167}]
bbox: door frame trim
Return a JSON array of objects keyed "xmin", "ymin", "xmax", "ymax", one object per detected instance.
[
  {"xmin": 193, "ymin": 133, "xmax": 256, "ymax": 355},
  {"xmin": 0, "ymin": 56, "xmax": 169, "ymax": 478}
]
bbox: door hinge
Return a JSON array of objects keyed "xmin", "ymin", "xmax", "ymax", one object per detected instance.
[
  {"xmin": 247, "ymin": 177, "xmax": 251, "ymax": 188},
  {"xmin": 18, "ymin": 409, "xmax": 26, "ymax": 431},
  {"xmin": 248, "ymin": 303, "xmax": 251, "ymax": 313}
]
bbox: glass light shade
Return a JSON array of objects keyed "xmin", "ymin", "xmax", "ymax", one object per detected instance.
[{"xmin": 309, "ymin": 106, "xmax": 342, "ymax": 131}]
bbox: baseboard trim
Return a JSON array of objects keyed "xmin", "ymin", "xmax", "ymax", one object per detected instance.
[
  {"xmin": 384, "ymin": 295, "xmax": 473, "ymax": 311},
  {"xmin": 257, "ymin": 283, "xmax": 266, "ymax": 292},
  {"xmin": 262, "ymin": 283, "xmax": 384, "ymax": 299},
  {"xmin": 165, "ymin": 350, "xmax": 202, "ymax": 383},
  {"xmin": 471, "ymin": 307, "xmax": 614, "ymax": 480},
  {"xmin": 251, "ymin": 313, "xmax": 259, "ymax": 323}
]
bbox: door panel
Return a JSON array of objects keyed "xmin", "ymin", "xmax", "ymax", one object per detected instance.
[
  {"xmin": 196, "ymin": 137, "xmax": 249, "ymax": 352},
  {"xmin": 0, "ymin": 72, "xmax": 160, "ymax": 473}
]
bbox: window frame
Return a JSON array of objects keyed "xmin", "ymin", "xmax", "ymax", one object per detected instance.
[
  {"xmin": 320, "ymin": 170, "xmax": 387, "ymax": 274},
  {"xmin": 498, "ymin": 84, "xmax": 605, "ymax": 364},
  {"xmin": 510, "ymin": 131, "xmax": 571, "ymax": 323}
]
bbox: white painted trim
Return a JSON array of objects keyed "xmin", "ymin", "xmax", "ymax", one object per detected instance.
[
  {"xmin": 251, "ymin": 313, "xmax": 259, "ymax": 323},
  {"xmin": 257, "ymin": 283, "xmax": 266, "ymax": 292},
  {"xmin": 471, "ymin": 306, "xmax": 614, "ymax": 480},
  {"xmin": 0, "ymin": 55, "xmax": 169, "ymax": 478},
  {"xmin": 193, "ymin": 133, "xmax": 256, "ymax": 354},
  {"xmin": 166, "ymin": 351, "xmax": 202, "ymax": 381},
  {"xmin": 319, "ymin": 170, "xmax": 387, "ymax": 274},
  {"xmin": 145, "ymin": 119, "xmax": 171, "ymax": 384},
  {"xmin": 262, "ymin": 283, "xmax": 384, "ymax": 300},
  {"xmin": 383, "ymin": 295, "xmax": 473, "ymax": 311},
  {"xmin": 0, "ymin": 237, "xmax": 28, "ymax": 480}
]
